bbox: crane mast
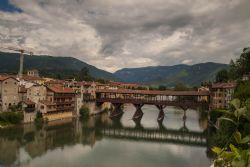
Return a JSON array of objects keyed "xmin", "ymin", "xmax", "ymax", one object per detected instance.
[{"xmin": 0, "ymin": 46, "xmax": 33, "ymax": 78}]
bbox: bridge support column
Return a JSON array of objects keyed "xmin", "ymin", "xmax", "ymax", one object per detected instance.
[
  {"xmin": 132, "ymin": 104, "xmax": 144, "ymax": 121},
  {"xmin": 156, "ymin": 105, "xmax": 166, "ymax": 123},
  {"xmin": 110, "ymin": 103, "xmax": 124, "ymax": 119},
  {"xmin": 178, "ymin": 106, "xmax": 189, "ymax": 131},
  {"xmin": 180, "ymin": 106, "xmax": 189, "ymax": 121}
]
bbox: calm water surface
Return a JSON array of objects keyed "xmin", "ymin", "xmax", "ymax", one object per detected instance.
[{"xmin": 0, "ymin": 104, "xmax": 212, "ymax": 167}]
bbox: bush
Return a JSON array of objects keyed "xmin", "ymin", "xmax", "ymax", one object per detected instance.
[
  {"xmin": 9, "ymin": 105, "xmax": 18, "ymax": 112},
  {"xmin": 80, "ymin": 105, "xmax": 90, "ymax": 119},
  {"xmin": 212, "ymin": 99, "xmax": 250, "ymax": 166},
  {"xmin": 0, "ymin": 112, "xmax": 23, "ymax": 125},
  {"xmin": 35, "ymin": 112, "xmax": 44, "ymax": 129}
]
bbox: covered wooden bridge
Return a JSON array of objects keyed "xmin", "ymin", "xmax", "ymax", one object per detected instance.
[{"xmin": 96, "ymin": 89, "xmax": 210, "ymax": 122}]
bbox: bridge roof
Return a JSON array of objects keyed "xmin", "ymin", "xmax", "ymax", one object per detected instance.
[{"xmin": 96, "ymin": 89, "xmax": 210, "ymax": 96}]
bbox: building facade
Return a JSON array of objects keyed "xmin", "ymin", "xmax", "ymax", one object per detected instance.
[
  {"xmin": 27, "ymin": 69, "xmax": 39, "ymax": 77},
  {"xmin": 27, "ymin": 85, "xmax": 47, "ymax": 106},
  {"xmin": 211, "ymin": 82, "xmax": 237, "ymax": 109},
  {"xmin": 0, "ymin": 76, "xmax": 19, "ymax": 112},
  {"xmin": 21, "ymin": 100, "xmax": 36, "ymax": 123},
  {"xmin": 38, "ymin": 86, "xmax": 76, "ymax": 121}
]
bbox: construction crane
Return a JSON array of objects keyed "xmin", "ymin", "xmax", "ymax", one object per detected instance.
[{"xmin": 0, "ymin": 46, "xmax": 33, "ymax": 78}]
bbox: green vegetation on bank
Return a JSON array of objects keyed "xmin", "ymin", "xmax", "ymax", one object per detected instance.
[
  {"xmin": 211, "ymin": 48, "xmax": 250, "ymax": 166},
  {"xmin": 35, "ymin": 111, "xmax": 44, "ymax": 123},
  {"xmin": 234, "ymin": 81, "xmax": 250, "ymax": 102},
  {"xmin": 212, "ymin": 99, "xmax": 250, "ymax": 167},
  {"xmin": 80, "ymin": 105, "xmax": 90, "ymax": 119},
  {"xmin": 215, "ymin": 47, "xmax": 250, "ymax": 82},
  {"xmin": 0, "ymin": 112, "xmax": 23, "ymax": 126}
]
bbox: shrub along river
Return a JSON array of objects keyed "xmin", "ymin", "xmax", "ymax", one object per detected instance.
[{"xmin": 0, "ymin": 104, "xmax": 213, "ymax": 167}]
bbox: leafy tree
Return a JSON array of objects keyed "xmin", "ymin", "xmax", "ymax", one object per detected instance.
[
  {"xmin": 216, "ymin": 69, "xmax": 229, "ymax": 83},
  {"xmin": 234, "ymin": 81, "xmax": 250, "ymax": 102},
  {"xmin": 228, "ymin": 60, "xmax": 239, "ymax": 80},
  {"xmin": 228, "ymin": 48, "xmax": 250, "ymax": 80},
  {"xmin": 80, "ymin": 105, "xmax": 90, "ymax": 119},
  {"xmin": 35, "ymin": 111, "xmax": 44, "ymax": 129},
  {"xmin": 212, "ymin": 99, "xmax": 250, "ymax": 167},
  {"xmin": 158, "ymin": 85, "xmax": 167, "ymax": 90},
  {"xmin": 96, "ymin": 78, "xmax": 107, "ymax": 84},
  {"xmin": 76, "ymin": 67, "xmax": 94, "ymax": 81},
  {"xmin": 174, "ymin": 82, "xmax": 189, "ymax": 91}
]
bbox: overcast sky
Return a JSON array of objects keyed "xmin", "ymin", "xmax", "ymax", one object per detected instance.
[{"xmin": 0, "ymin": 0, "xmax": 250, "ymax": 72}]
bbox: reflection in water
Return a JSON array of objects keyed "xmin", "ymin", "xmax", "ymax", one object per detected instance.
[{"xmin": 0, "ymin": 104, "xmax": 212, "ymax": 167}]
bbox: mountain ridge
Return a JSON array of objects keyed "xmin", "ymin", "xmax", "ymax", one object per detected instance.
[
  {"xmin": 0, "ymin": 51, "xmax": 118, "ymax": 81},
  {"xmin": 114, "ymin": 62, "xmax": 228, "ymax": 87}
]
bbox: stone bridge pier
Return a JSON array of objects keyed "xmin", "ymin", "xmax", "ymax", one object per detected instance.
[
  {"xmin": 110, "ymin": 103, "xmax": 124, "ymax": 119},
  {"xmin": 132, "ymin": 104, "xmax": 144, "ymax": 121},
  {"xmin": 156, "ymin": 105, "xmax": 166, "ymax": 122}
]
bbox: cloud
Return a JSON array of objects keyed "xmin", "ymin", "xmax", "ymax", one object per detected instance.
[
  {"xmin": 182, "ymin": 59, "xmax": 193, "ymax": 64},
  {"xmin": 0, "ymin": 0, "xmax": 250, "ymax": 72}
]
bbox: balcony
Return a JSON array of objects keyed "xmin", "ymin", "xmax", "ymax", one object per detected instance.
[
  {"xmin": 56, "ymin": 106, "xmax": 74, "ymax": 111},
  {"xmin": 55, "ymin": 101, "xmax": 75, "ymax": 105}
]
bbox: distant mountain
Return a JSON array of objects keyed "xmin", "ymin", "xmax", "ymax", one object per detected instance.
[
  {"xmin": 0, "ymin": 52, "xmax": 118, "ymax": 81},
  {"xmin": 114, "ymin": 62, "xmax": 229, "ymax": 87}
]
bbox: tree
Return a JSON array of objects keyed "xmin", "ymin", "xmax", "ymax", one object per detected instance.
[
  {"xmin": 80, "ymin": 105, "xmax": 90, "ymax": 119},
  {"xmin": 216, "ymin": 69, "xmax": 229, "ymax": 83},
  {"xmin": 228, "ymin": 60, "xmax": 239, "ymax": 80},
  {"xmin": 234, "ymin": 81, "xmax": 250, "ymax": 102},
  {"xmin": 76, "ymin": 67, "xmax": 94, "ymax": 81},
  {"xmin": 228, "ymin": 48, "xmax": 250, "ymax": 80},
  {"xmin": 212, "ymin": 99, "xmax": 250, "ymax": 167},
  {"xmin": 174, "ymin": 82, "xmax": 189, "ymax": 91},
  {"xmin": 158, "ymin": 85, "xmax": 167, "ymax": 90}
]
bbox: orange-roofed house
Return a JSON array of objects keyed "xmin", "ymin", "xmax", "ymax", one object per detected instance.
[
  {"xmin": 211, "ymin": 82, "xmax": 237, "ymax": 109},
  {"xmin": 38, "ymin": 85, "xmax": 76, "ymax": 121}
]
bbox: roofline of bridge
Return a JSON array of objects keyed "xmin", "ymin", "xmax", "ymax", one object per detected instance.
[
  {"xmin": 96, "ymin": 89, "xmax": 211, "ymax": 96},
  {"xmin": 103, "ymin": 136, "xmax": 207, "ymax": 147}
]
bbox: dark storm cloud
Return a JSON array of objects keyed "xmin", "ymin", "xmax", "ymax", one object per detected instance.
[{"xmin": 0, "ymin": 0, "xmax": 249, "ymax": 72}]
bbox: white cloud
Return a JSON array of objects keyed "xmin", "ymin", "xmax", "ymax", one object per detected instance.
[
  {"xmin": 182, "ymin": 59, "xmax": 193, "ymax": 64},
  {"xmin": 0, "ymin": 0, "xmax": 250, "ymax": 72}
]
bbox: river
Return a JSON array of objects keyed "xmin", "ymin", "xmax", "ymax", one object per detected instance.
[{"xmin": 0, "ymin": 104, "xmax": 213, "ymax": 167}]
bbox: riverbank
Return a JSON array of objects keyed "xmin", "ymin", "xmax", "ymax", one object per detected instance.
[
  {"xmin": 0, "ymin": 111, "xmax": 23, "ymax": 128},
  {"xmin": 0, "ymin": 122, "xmax": 13, "ymax": 129}
]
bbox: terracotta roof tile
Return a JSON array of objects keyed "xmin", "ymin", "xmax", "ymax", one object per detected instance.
[
  {"xmin": 22, "ymin": 75, "xmax": 44, "ymax": 81},
  {"xmin": 47, "ymin": 85, "xmax": 75, "ymax": 93},
  {"xmin": 0, "ymin": 76, "xmax": 18, "ymax": 81},
  {"xmin": 96, "ymin": 89, "xmax": 210, "ymax": 96},
  {"xmin": 212, "ymin": 82, "xmax": 237, "ymax": 89},
  {"xmin": 22, "ymin": 100, "xmax": 35, "ymax": 105}
]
